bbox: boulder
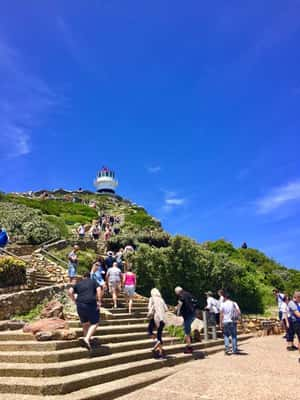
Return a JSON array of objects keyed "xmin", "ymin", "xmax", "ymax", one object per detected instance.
[
  {"xmin": 51, "ymin": 329, "xmax": 77, "ymax": 340},
  {"xmin": 23, "ymin": 318, "xmax": 68, "ymax": 335},
  {"xmin": 35, "ymin": 329, "xmax": 76, "ymax": 341},
  {"xmin": 40, "ymin": 301, "xmax": 64, "ymax": 319}
]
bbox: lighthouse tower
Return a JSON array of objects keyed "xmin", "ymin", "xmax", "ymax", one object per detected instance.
[{"xmin": 94, "ymin": 167, "xmax": 118, "ymax": 194}]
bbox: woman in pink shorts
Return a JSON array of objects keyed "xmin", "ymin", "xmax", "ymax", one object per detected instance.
[{"xmin": 123, "ymin": 265, "xmax": 136, "ymax": 314}]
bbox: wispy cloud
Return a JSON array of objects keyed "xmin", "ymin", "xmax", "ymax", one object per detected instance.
[
  {"xmin": 0, "ymin": 38, "xmax": 61, "ymax": 159},
  {"xmin": 162, "ymin": 191, "xmax": 186, "ymax": 212},
  {"xmin": 165, "ymin": 198, "xmax": 185, "ymax": 206},
  {"xmin": 256, "ymin": 180, "xmax": 300, "ymax": 215},
  {"xmin": 147, "ymin": 166, "xmax": 161, "ymax": 174}
]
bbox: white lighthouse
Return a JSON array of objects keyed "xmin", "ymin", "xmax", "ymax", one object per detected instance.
[{"xmin": 94, "ymin": 167, "xmax": 118, "ymax": 194}]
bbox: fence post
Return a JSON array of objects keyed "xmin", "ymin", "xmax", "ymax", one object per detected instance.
[{"xmin": 203, "ymin": 310, "xmax": 209, "ymax": 341}]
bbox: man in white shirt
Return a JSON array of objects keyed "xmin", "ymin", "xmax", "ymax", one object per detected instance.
[
  {"xmin": 205, "ymin": 291, "xmax": 219, "ymax": 326},
  {"xmin": 273, "ymin": 289, "xmax": 285, "ymax": 321},
  {"xmin": 220, "ymin": 292, "xmax": 241, "ymax": 355}
]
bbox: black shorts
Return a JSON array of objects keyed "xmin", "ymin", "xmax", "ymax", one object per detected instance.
[{"xmin": 77, "ymin": 302, "xmax": 100, "ymax": 325}]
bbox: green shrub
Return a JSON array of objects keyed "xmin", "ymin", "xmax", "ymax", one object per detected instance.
[
  {"xmin": 0, "ymin": 256, "xmax": 26, "ymax": 287},
  {"xmin": 0, "ymin": 202, "xmax": 60, "ymax": 244}
]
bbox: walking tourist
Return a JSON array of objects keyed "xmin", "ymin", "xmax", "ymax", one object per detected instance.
[
  {"xmin": 273, "ymin": 288, "xmax": 285, "ymax": 321},
  {"xmin": 175, "ymin": 286, "xmax": 195, "ymax": 354},
  {"xmin": 68, "ymin": 271, "xmax": 102, "ymax": 350},
  {"xmin": 77, "ymin": 224, "xmax": 85, "ymax": 240},
  {"xmin": 105, "ymin": 251, "xmax": 115, "ymax": 269},
  {"xmin": 205, "ymin": 291, "xmax": 219, "ymax": 326},
  {"xmin": 106, "ymin": 262, "xmax": 122, "ymax": 308},
  {"xmin": 147, "ymin": 288, "xmax": 168, "ymax": 359},
  {"xmin": 220, "ymin": 292, "xmax": 241, "ymax": 355},
  {"xmin": 288, "ymin": 291, "xmax": 300, "ymax": 362},
  {"xmin": 68, "ymin": 245, "xmax": 79, "ymax": 281},
  {"xmin": 0, "ymin": 226, "xmax": 9, "ymax": 248},
  {"xmin": 90, "ymin": 258, "xmax": 106, "ymax": 306},
  {"xmin": 123, "ymin": 265, "xmax": 136, "ymax": 314},
  {"xmin": 90, "ymin": 223, "xmax": 100, "ymax": 240},
  {"xmin": 282, "ymin": 295, "xmax": 298, "ymax": 351}
]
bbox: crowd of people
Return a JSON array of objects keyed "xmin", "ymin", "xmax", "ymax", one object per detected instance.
[
  {"xmin": 67, "ymin": 253, "xmax": 242, "ymax": 358},
  {"xmin": 66, "ymin": 246, "xmax": 300, "ymax": 362},
  {"xmin": 273, "ymin": 288, "xmax": 300, "ymax": 361},
  {"xmin": 76, "ymin": 214, "xmax": 122, "ymax": 242}
]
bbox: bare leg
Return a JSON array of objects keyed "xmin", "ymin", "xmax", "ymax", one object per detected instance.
[
  {"xmin": 112, "ymin": 288, "xmax": 117, "ymax": 308},
  {"xmin": 128, "ymin": 296, "xmax": 133, "ymax": 314},
  {"xmin": 185, "ymin": 334, "xmax": 192, "ymax": 346},
  {"xmin": 82, "ymin": 322, "xmax": 90, "ymax": 337},
  {"xmin": 85, "ymin": 323, "xmax": 99, "ymax": 342}
]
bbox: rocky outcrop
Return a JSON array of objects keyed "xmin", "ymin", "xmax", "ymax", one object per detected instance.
[
  {"xmin": 40, "ymin": 300, "xmax": 64, "ymax": 319},
  {"xmin": 23, "ymin": 318, "xmax": 68, "ymax": 335}
]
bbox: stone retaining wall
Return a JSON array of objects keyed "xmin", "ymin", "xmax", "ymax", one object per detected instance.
[
  {"xmin": 0, "ymin": 284, "xmax": 67, "ymax": 320},
  {"xmin": 32, "ymin": 252, "xmax": 68, "ymax": 284}
]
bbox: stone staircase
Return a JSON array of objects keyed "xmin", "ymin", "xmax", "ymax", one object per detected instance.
[{"xmin": 0, "ymin": 293, "xmax": 253, "ymax": 399}]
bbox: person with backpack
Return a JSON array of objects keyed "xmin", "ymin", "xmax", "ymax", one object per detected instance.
[
  {"xmin": 288, "ymin": 291, "xmax": 300, "ymax": 362},
  {"xmin": 220, "ymin": 291, "xmax": 241, "ymax": 355},
  {"xmin": 175, "ymin": 286, "xmax": 196, "ymax": 354},
  {"xmin": 0, "ymin": 227, "xmax": 9, "ymax": 248}
]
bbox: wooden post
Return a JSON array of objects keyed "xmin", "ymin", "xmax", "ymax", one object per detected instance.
[{"xmin": 203, "ymin": 310, "xmax": 209, "ymax": 341}]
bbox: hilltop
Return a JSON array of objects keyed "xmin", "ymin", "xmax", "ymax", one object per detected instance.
[{"xmin": 1, "ymin": 190, "xmax": 300, "ymax": 314}]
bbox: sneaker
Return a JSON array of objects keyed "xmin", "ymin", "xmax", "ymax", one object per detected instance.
[
  {"xmin": 292, "ymin": 345, "xmax": 298, "ymax": 350},
  {"xmin": 224, "ymin": 350, "xmax": 231, "ymax": 356},
  {"xmin": 152, "ymin": 349, "xmax": 160, "ymax": 359},
  {"xmin": 184, "ymin": 346, "xmax": 193, "ymax": 354}
]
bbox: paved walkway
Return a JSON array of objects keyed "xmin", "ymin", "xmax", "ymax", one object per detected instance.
[{"xmin": 119, "ymin": 336, "xmax": 300, "ymax": 400}]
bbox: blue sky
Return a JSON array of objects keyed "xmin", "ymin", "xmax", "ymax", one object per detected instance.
[{"xmin": 1, "ymin": 1, "xmax": 300, "ymax": 268}]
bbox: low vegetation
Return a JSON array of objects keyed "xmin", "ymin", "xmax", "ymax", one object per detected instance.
[{"xmin": 0, "ymin": 256, "xmax": 26, "ymax": 288}]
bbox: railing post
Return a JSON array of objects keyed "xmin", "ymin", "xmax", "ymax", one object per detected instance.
[{"xmin": 203, "ymin": 310, "xmax": 209, "ymax": 341}]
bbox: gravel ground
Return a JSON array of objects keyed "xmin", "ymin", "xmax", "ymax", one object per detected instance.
[{"xmin": 119, "ymin": 336, "xmax": 300, "ymax": 400}]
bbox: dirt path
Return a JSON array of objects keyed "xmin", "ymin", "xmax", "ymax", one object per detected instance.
[{"xmin": 119, "ymin": 336, "xmax": 300, "ymax": 400}]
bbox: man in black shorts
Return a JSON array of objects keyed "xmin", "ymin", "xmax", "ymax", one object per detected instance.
[{"xmin": 68, "ymin": 272, "xmax": 102, "ymax": 350}]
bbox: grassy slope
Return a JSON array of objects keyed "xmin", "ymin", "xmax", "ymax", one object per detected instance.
[{"xmin": 1, "ymin": 191, "xmax": 299, "ymax": 312}]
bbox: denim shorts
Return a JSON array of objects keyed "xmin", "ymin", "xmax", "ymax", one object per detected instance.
[
  {"xmin": 124, "ymin": 285, "xmax": 135, "ymax": 296},
  {"xmin": 183, "ymin": 315, "xmax": 195, "ymax": 335},
  {"xmin": 68, "ymin": 263, "xmax": 77, "ymax": 277}
]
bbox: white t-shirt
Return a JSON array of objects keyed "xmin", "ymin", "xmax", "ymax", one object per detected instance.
[
  {"xmin": 220, "ymin": 300, "xmax": 240, "ymax": 323},
  {"xmin": 207, "ymin": 297, "xmax": 219, "ymax": 314},
  {"xmin": 277, "ymin": 293, "xmax": 285, "ymax": 309},
  {"xmin": 218, "ymin": 296, "xmax": 224, "ymax": 311},
  {"xmin": 280, "ymin": 302, "xmax": 289, "ymax": 318},
  {"xmin": 107, "ymin": 266, "xmax": 122, "ymax": 283}
]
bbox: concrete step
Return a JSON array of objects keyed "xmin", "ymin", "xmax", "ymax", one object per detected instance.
[
  {"xmin": 0, "ymin": 346, "xmax": 212, "ymax": 395},
  {"xmin": 0, "ymin": 365, "xmax": 172, "ymax": 400},
  {"xmin": 104, "ymin": 312, "xmax": 148, "ymax": 319},
  {"xmin": 0, "ymin": 332, "xmax": 151, "ymax": 352},
  {"xmin": 0, "ymin": 339, "xmax": 199, "ymax": 377},
  {"xmin": 0, "ymin": 337, "xmax": 181, "ymax": 363},
  {"xmin": 108, "ymin": 307, "xmax": 148, "ymax": 314},
  {"xmin": 68, "ymin": 318, "xmax": 147, "ymax": 327},
  {"xmin": 0, "ymin": 336, "xmax": 253, "ymax": 395}
]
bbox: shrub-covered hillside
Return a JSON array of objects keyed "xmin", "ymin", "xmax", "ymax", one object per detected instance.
[{"xmin": 1, "ymin": 190, "xmax": 299, "ymax": 313}]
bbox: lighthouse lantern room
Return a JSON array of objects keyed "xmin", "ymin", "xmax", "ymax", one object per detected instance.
[{"xmin": 94, "ymin": 167, "xmax": 118, "ymax": 194}]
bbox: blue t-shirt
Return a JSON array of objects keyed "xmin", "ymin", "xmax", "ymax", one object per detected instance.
[
  {"xmin": 0, "ymin": 230, "xmax": 8, "ymax": 246},
  {"xmin": 288, "ymin": 301, "xmax": 300, "ymax": 322}
]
